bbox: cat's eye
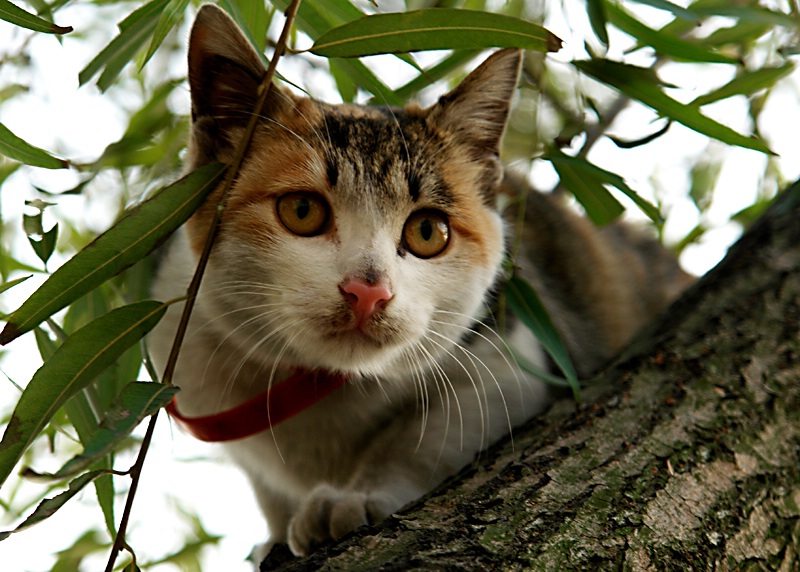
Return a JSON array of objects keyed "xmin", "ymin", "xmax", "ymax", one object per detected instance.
[
  {"xmin": 276, "ymin": 192, "xmax": 330, "ymax": 237},
  {"xmin": 402, "ymin": 209, "xmax": 450, "ymax": 259}
]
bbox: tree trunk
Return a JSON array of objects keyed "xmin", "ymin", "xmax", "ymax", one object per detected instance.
[{"xmin": 263, "ymin": 183, "xmax": 800, "ymax": 572}]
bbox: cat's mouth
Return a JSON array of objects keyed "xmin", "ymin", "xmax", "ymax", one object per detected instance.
[
  {"xmin": 325, "ymin": 326, "xmax": 395, "ymax": 350},
  {"xmin": 315, "ymin": 307, "xmax": 404, "ymax": 346},
  {"xmin": 289, "ymin": 317, "xmax": 409, "ymax": 376}
]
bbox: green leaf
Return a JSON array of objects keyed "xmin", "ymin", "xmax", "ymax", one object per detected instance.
[
  {"xmin": 334, "ymin": 59, "xmax": 405, "ymax": 106},
  {"xmin": 27, "ymin": 223, "xmax": 58, "ymax": 268},
  {"xmin": 62, "ymin": 284, "xmax": 148, "ymax": 412},
  {"xmin": 269, "ymin": 0, "xmax": 401, "ymax": 104},
  {"xmin": 587, "ymin": 0, "xmax": 609, "ymax": 47},
  {"xmin": 0, "ymin": 163, "xmax": 225, "ymax": 345},
  {"xmin": 50, "ymin": 530, "xmax": 108, "ymax": 572},
  {"xmin": 224, "ymin": 0, "xmax": 273, "ymax": 53},
  {"xmin": 38, "ymin": 383, "xmax": 177, "ymax": 481},
  {"xmin": 695, "ymin": 21, "xmax": 770, "ymax": 49},
  {"xmin": 0, "ymin": 121, "xmax": 68, "ymax": 169},
  {"xmin": 55, "ymin": 287, "xmax": 122, "ymax": 537},
  {"xmin": 575, "ymin": 59, "xmax": 774, "ymax": 154},
  {"xmin": 688, "ymin": 156, "xmax": 722, "ymax": 213},
  {"xmin": 605, "ymin": 2, "xmax": 738, "ymax": 64},
  {"xmin": 0, "ymin": 301, "xmax": 167, "ymax": 489},
  {"xmin": 329, "ymin": 60, "xmax": 358, "ymax": 103},
  {"xmin": 78, "ymin": 0, "xmax": 170, "ymax": 91},
  {"xmin": 508, "ymin": 347, "xmax": 572, "ymax": 388},
  {"xmin": 310, "ymin": 9, "xmax": 562, "ymax": 58},
  {"xmin": 393, "ymin": 50, "xmax": 478, "ymax": 100},
  {"xmin": 23, "ymin": 200, "xmax": 58, "ymax": 268},
  {"xmin": 504, "ymin": 275, "xmax": 580, "ymax": 399},
  {"xmin": 0, "ymin": 0, "xmax": 72, "ymax": 34},
  {"xmin": 217, "ymin": 0, "xmax": 268, "ymax": 65},
  {"xmin": 0, "ymin": 275, "xmax": 31, "ymax": 296},
  {"xmin": 33, "ymin": 326, "xmax": 58, "ymax": 360},
  {"xmin": 56, "ymin": 370, "xmax": 117, "ymax": 537},
  {"xmin": 690, "ymin": 63, "xmax": 795, "ymax": 107},
  {"xmin": 0, "ymin": 83, "xmax": 28, "ymax": 103},
  {"xmin": 0, "ymin": 470, "xmax": 109, "ymax": 540},
  {"xmin": 547, "ymin": 150, "xmax": 662, "ymax": 223},
  {"xmin": 140, "ymin": 0, "xmax": 190, "ymax": 70},
  {"xmin": 627, "ymin": 0, "xmax": 699, "ymax": 23},
  {"xmin": 303, "ymin": 0, "xmax": 362, "ymax": 27},
  {"xmin": 549, "ymin": 154, "xmax": 625, "ymax": 226},
  {"xmin": 274, "ymin": 0, "xmax": 363, "ymax": 35},
  {"xmin": 693, "ymin": 3, "xmax": 794, "ymax": 27}
]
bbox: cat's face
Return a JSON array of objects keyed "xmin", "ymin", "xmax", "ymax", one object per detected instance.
[{"xmin": 185, "ymin": 8, "xmax": 521, "ymax": 379}]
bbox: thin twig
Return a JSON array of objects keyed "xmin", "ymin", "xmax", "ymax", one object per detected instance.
[
  {"xmin": 161, "ymin": 0, "xmax": 302, "ymax": 386},
  {"xmin": 104, "ymin": 1, "xmax": 304, "ymax": 569}
]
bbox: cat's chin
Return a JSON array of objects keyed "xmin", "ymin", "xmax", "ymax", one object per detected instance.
[{"xmin": 284, "ymin": 331, "xmax": 414, "ymax": 380}]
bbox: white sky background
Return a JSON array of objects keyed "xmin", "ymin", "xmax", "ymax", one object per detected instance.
[{"xmin": 1, "ymin": 1, "xmax": 800, "ymax": 570}]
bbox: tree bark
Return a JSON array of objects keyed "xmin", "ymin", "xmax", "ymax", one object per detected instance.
[{"xmin": 264, "ymin": 183, "xmax": 800, "ymax": 571}]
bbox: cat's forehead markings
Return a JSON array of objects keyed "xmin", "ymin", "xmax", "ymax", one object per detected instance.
[
  {"xmin": 317, "ymin": 106, "xmax": 453, "ymax": 206},
  {"xmin": 320, "ymin": 108, "xmax": 408, "ymax": 152},
  {"xmin": 407, "ymin": 170, "xmax": 421, "ymax": 202}
]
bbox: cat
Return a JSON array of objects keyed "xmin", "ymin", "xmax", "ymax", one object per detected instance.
[{"xmin": 148, "ymin": 4, "xmax": 693, "ymax": 561}]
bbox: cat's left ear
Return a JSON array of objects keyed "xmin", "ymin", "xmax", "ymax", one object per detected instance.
[
  {"xmin": 428, "ymin": 49, "xmax": 522, "ymax": 156},
  {"xmin": 186, "ymin": 4, "xmax": 293, "ymax": 165}
]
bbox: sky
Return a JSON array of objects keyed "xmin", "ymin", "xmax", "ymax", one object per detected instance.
[{"xmin": 1, "ymin": 1, "xmax": 800, "ymax": 571}]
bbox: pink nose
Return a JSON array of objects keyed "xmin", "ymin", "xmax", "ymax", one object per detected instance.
[{"xmin": 339, "ymin": 277, "xmax": 394, "ymax": 326}]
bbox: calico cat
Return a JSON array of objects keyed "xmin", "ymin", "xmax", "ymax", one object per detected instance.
[{"xmin": 149, "ymin": 4, "xmax": 692, "ymax": 560}]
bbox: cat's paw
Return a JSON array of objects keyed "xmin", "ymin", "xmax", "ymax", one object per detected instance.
[{"xmin": 287, "ymin": 484, "xmax": 396, "ymax": 556}]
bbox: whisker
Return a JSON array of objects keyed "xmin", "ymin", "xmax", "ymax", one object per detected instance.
[
  {"xmin": 412, "ymin": 339, "xmax": 456, "ymax": 472},
  {"xmin": 432, "ymin": 310, "xmax": 527, "ymax": 405},
  {"xmin": 265, "ymin": 326, "xmax": 309, "ymax": 464},
  {"xmin": 416, "ymin": 340, "xmax": 454, "ymax": 429},
  {"xmin": 214, "ymin": 313, "xmax": 294, "ymax": 411},
  {"xmin": 400, "ymin": 345, "xmax": 431, "ymax": 452},
  {"xmin": 421, "ymin": 333, "xmax": 483, "ymax": 451},
  {"xmin": 427, "ymin": 328, "xmax": 514, "ymax": 447}
]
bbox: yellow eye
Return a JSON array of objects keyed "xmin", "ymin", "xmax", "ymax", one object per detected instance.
[
  {"xmin": 276, "ymin": 192, "xmax": 330, "ymax": 237},
  {"xmin": 402, "ymin": 210, "xmax": 450, "ymax": 259}
]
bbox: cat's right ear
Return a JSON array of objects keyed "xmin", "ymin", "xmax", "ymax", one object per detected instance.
[{"xmin": 187, "ymin": 4, "xmax": 288, "ymax": 163}]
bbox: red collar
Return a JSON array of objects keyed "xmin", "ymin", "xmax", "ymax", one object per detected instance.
[{"xmin": 166, "ymin": 369, "xmax": 350, "ymax": 442}]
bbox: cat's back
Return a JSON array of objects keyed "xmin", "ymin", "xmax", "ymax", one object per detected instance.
[{"xmin": 505, "ymin": 174, "xmax": 693, "ymax": 375}]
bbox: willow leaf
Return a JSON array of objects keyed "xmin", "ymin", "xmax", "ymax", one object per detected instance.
[
  {"xmin": 628, "ymin": 0, "xmax": 699, "ymax": 22},
  {"xmin": 0, "ymin": 0, "xmax": 72, "ymax": 34},
  {"xmin": 0, "ymin": 122, "xmax": 68, "ymax": 169},
  {"xmin": 0, "ymin": 301, "xmax": 167, "ymax": 489},
  {"xmin": 505, "ymin": 275, "xmax": 579, "ymax": 399},
  {"xmin": 549, "ymin": 153, "xmax": 625, "ymax": 226},
  {"xmin": 575, "ymin": 59, "xmax": 773, "ymax": 154},
  {"xmin": 0, "ymin": 163, "xmax": 225, "ymax": 345},
  {"xmin": 587, "ymin": 0, "xmax": 609, "ymax": 47},
  {"xmin": 140, "ymin": 0, "xmax": 190, "ymax": 69},
  {"xmin": 78, "ymin": 0, "xmax": 169, "ymax": 90},
  {"xmin": 0, "ymin": 275, "xmax": 31, "ymax": 296},
  {"xmin": 0, "ymin": 470, "xmax": 109, "ymax": 540},
  {"xmin": 394, "ymin": 50, "xmax": 478, "ymax": 100},
  {"xmin": 691, "ymin": 63, "xmax": 794, "ymax": 107},
  {"xmin": 548, "ymin": 150, "xmax": 662, "ymax": 223},
  {"xmin": 310, "ymin": 9, "xmax": 562, "ymax": 58},
  {"xmin": 41, "ymin": 382, "xmax": 178, "ymax": 481},
  {"xmin": 605, "ymin": 2, "xmax": 737, "ymax": 64}
]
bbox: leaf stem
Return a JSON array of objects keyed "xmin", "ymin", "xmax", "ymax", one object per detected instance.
[{"xmin": 104, "ymin": 1, "xmax": 304, "ymax": 569}]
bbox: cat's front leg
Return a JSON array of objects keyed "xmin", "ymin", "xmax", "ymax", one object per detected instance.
[{"xmin": 287, "ymin": 484, "xmax": 406, "ymax": 556}]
